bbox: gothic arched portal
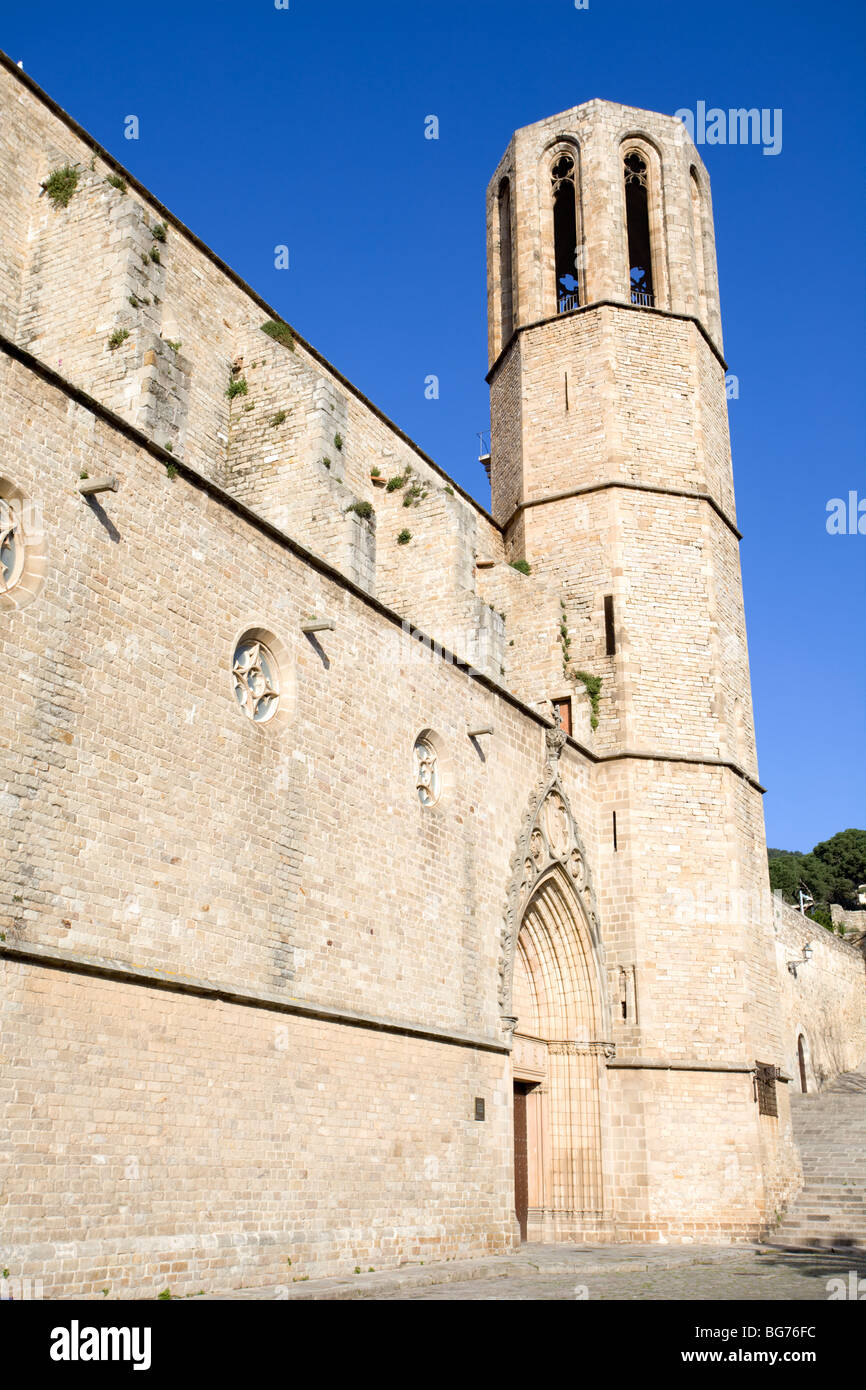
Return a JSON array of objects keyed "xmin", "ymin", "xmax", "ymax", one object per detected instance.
[{"xmin": 503, "ymin": 744, "xmax": 613, "ymax": 1242}]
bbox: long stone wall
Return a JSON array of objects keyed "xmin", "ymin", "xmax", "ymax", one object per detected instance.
[
  {"xmin": 0, "ymin": 343, "xmax": 558, "ymax": 1294},
  {"xmin": 773, "ymin": 897, "xmax": 866, "ymax": 1089}
]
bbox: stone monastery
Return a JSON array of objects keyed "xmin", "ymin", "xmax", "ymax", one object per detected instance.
[{"xmin": 1, "ymin": 52, "xmax": 864, "ymax": 1296}]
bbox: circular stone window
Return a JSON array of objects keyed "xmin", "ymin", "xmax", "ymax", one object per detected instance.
[
  {"xmin": 232, "ymin": 635, "xmax": 281, "ymax": 724},
  {"xmin": 0, "ymin": 497, "xmax": 24, "ymax": 593},
  {"xmin": 414, "ymin": 732, "xmax": 442, "ymax": 807}
]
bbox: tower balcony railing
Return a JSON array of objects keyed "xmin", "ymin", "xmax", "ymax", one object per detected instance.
[{"xmin": 558, "ymin": 287, "xmax": 655, "ymax": 311}]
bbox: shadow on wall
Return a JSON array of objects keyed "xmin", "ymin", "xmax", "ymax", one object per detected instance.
[{"xmin": 809, "ymin": 1040, "xmax": 866, "ymax": 1091}]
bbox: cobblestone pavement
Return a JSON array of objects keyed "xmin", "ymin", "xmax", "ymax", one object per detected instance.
[
  {"xmin": 203, "ymin": 1243, "xmax": 866, "ymax": 1301},
  {"xmin": 396, "ymin": 1248, "xmax": 866, "ymax": 1300}
]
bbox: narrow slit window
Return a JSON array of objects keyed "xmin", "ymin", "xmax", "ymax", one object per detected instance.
[
  {"xmin": 690, "ymin": 169, "xmax": 707, "ymax": 318},
  {"xmin": 552, "ymin": 155, "xmax": 580, "ymax": 313},
  {"xmin": 604, "ymin": 594, "xmax": 616, "ymax": 655},
  {"xmin": 612, "ymin": 810, "xmax": 618, "ymax": 851},
  {"xmin": 624, "ymin": 151, "xmax": 654, "ymax": 307},
  {"xmin": 498, "ymin": 179, "xmax": 514, "ymax": 343}
]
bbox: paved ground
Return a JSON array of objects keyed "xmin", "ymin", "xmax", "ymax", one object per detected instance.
[
  {"xmin": 202, "ymin": 1242, "xmax": 866, "ymax": 1301},
  {"xmin": 399, "ymin": 1248, "xmax": 866, "ymax": 1300}
]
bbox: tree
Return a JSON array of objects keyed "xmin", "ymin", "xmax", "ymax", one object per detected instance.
[
  {"xmin": 811, "ymin": 829, "xmax": 866, "ymax": 909},
  {"xmin": 767, "ymin": 851, "xmax": 807, "ymax": 903},
  {"xmin": 767, "ymin": 829, "xmax": 866, "ymax": 913}
]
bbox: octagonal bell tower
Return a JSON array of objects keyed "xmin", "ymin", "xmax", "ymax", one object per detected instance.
[{"xmin": 487, "ymin": 101, "xmax": 799, "ymax": 1242}]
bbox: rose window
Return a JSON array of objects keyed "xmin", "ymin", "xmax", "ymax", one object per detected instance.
[{"xmin": 232, "ymin": 637, "xmax": 280, "ymax": 723}]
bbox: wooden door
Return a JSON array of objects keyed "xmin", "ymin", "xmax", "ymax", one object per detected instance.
[{"xmin": 513, "ymin": 1082, "xmax": 530, "ymax": 1241}]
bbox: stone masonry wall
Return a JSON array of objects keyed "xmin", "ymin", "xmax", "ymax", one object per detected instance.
[
  {"xmin": 773, "ymin": 898, "xmax": 866, "ymax": 1089},
  {"xmin": 0, "ymin": 347, "xmax": 561, "ymax": 1293},
  {"xmin": 3, "ymin": 960, "xmax": 512, "ymax": 1298}
]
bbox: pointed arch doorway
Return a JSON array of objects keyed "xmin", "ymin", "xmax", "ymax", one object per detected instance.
[
  {"xmin": 501, "ymin": 758, "xmax": 613, "ymax": 1244},
  {"xmin": 511, "ymin": 868, "xmax": 608, "ymax": 1241}
]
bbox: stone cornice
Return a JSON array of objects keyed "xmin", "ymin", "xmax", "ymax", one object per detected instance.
[
  {"xmin": 486, "ymin": 296, "xmax": 728, "ymax": 382},
  {"xmin": 502, "ymin": 478, "xmax": 742, "ymax": 542},
  {"xmin": 0, "ymin": 940, "xmax": 509, "ymax": 1054},
  {"xmin": 607, "ymin": 1059, "xmax": 760, "ymax": 1074}
]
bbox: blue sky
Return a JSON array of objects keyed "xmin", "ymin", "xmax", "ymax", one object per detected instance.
[{"xmin": 3, "ymin": 0, "xmax": 863, "ymax": 850}]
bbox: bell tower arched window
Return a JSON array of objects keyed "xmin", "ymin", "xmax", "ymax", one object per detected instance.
[
  {"xmin": 498, "ymin": 178, "xmax": 514, "ymax": 342},
  {"xmin": 552, "ymin": 154, "xmax": 580, "ymax": 313},
  {"xmin": 624, "ymin": 151, "xmax": 654, "ymax": 306},
  {"xmin": 690, "ymin": 168, "xmax": 707, "ymax": 319}
]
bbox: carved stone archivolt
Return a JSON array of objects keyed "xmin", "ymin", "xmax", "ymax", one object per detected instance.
[{"xmin": 499, "ymin": 724, "xmax": 605, "ymax": 1035}]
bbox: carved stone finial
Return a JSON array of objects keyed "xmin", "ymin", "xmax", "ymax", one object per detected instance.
[{"xmin": 545, "ymin": 721, "xmax": 567, "ymax": 765}]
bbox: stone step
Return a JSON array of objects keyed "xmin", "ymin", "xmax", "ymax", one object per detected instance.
[
  {"xmin": 779, "ymin": 1225, "xmax": 866, "ymax": 1234},
  {"xmin": 771, "ymin": 1060, "xmax": 866, "ymax": 1248},
  {"xmin": 778, "ymin": 1213, "xmax": 866, "ymax": 1222},
  {"xmin": 776, "ymin": 1235, "xmax": 866, "ymax": 1247},
  {"xmin": 784, "ymin": 1205, "xmax": 866, "ymax": 1215}
]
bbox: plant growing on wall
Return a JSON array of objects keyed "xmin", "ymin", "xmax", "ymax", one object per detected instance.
[
  {"xmin": 43, "ymin": 164, "xmax": 79, "ymax": 208},
  {"xmin": 573, "ymin": 671, "xmax": 602, "ymax": 730},
  {"xmin": 270, "ymin": 410, "xmax": 287, "ymax": 427},
  {"xmin": 510, "ymin": 558, "xmax": 531, "ymax": 575},
  {"xmin": 261, "ymin": 320, "xmax": 295, "ymax": 350},
  {"xmin": 397, "ymin": 529, "xmax": 412, "ymax": 545},
  {"xmin": 105, "ymin": 174, "xmax": 127, "ymax": 194},
  {"xmin": 226, "ymin": 376, "xmax": 248, "ymax": 400},
  {"xmin": 559, "ymin": 600, "xmax": 602, "ymax": 730},
  {"xmin": 386, "ymin": 474, "xmax": 406, "ymax": 492},
  {"xmin": 107, "ymin": 328, "xmax": 129, "ymax": 350},
  {"xmin": 558, "ymin": 600, "xmax": 572, "ymax": 674},
  {"xmin": 402, "ymin": 481, "xmax": 426, "ymax": 507},
  {"xmin": 151, "ymin": 222, "xmax": 167, "ymax": 242},
  {"xmin": 346, "ymin": 500, "xmax": 374, "ymax": 520}
]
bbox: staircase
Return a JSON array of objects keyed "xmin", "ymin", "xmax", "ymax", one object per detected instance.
[{"xmin": 771, "ymin": 1062, "xmax": 866, "ymax": 1251}]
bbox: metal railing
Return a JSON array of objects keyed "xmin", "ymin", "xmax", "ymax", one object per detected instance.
[
  {"xmin": 558, "ymin": 291, "xmax": 580, "ymax": 313},
  {"xmin": 630, "ymin": 288, "xmax": 654, "ymax": 307}
]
